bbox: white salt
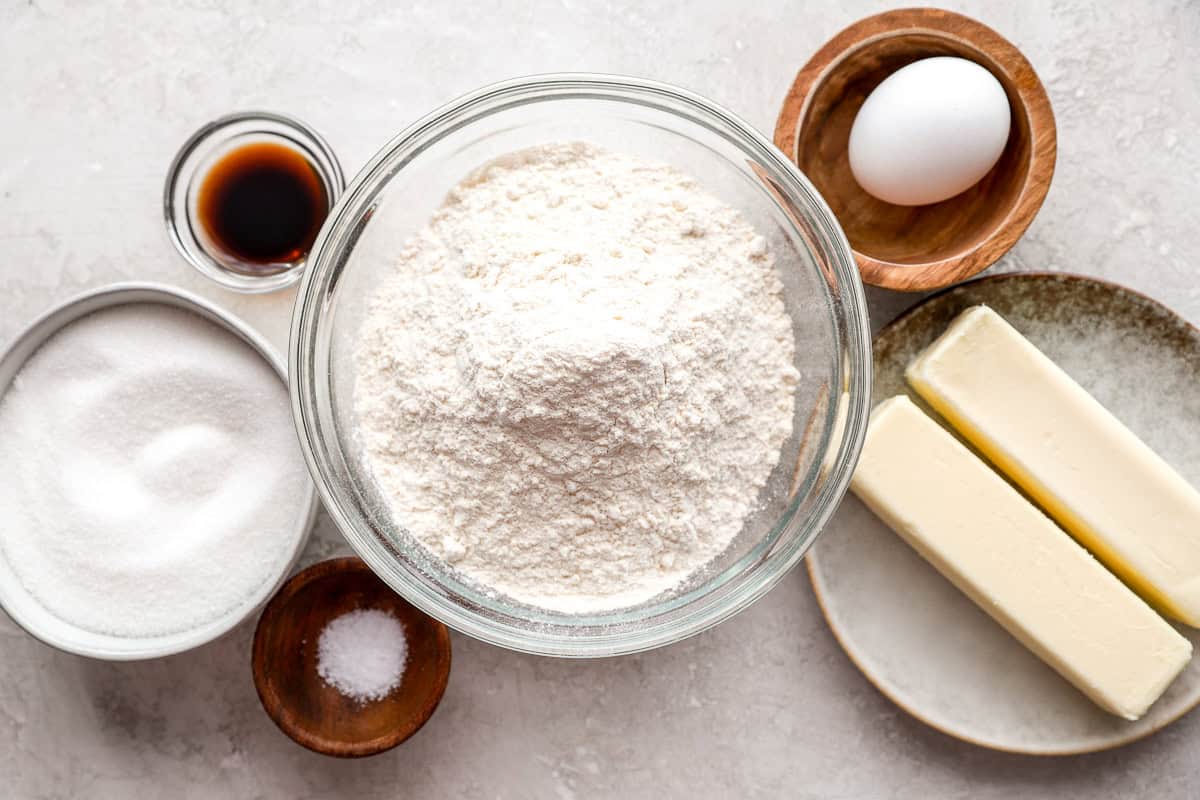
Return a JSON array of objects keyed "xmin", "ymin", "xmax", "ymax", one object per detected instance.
[
  {"xmin": 316, "ymin": 609, "xmax": 408, "ymax": 702},
  {"xmin": 0, "ymin": 303, "xmax": 311, "ymax": 636}
]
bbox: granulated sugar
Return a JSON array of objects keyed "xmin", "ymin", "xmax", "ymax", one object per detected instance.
[
  {"xmin": 0, "ymin": 303, "xmax": 311, "ymax": 637},
  {"xmin": 317, "ymin": 609, "xmax": 408, "ymax": 702},
  {"xmin": 354, "ymin": 142, "xmax": 799, "ymax": 612}
]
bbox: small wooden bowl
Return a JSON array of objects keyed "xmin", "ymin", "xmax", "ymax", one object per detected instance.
[
  {"xmin": 774, "ymin": 8, "xmax": 1056, "ymax": 291},
  {"xmin": 251, "ymin": 557, "xmax": 452, "ymax": 757}
]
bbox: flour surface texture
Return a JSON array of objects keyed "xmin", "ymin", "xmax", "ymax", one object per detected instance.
[{"xmin": 355, "ymin": 143, "xmax": 798, "ymax": 612}]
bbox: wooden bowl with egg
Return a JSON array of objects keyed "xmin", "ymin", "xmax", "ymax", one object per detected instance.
[{"xmin": 774, "ymin": 8, "xmax": 1056, "ymax": 291}]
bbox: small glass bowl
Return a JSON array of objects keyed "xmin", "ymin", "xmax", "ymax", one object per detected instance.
[
  {"xmin": 290, "ymin": 74, "xmax": 872, "ymax": 657},
  {"xmin": 164, "ymin": 111, "xmax": 345, "ymax": 293}
]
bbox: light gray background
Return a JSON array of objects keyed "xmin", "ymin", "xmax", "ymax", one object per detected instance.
[{"xmin": 2, "ymin": 1, "xmax": 1197, "ymax": 797}]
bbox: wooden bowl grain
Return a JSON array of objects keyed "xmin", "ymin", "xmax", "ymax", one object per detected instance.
[
  {"xmin": 251, "ymin": 557, "xmax": 452, "ymax": 757},
  {"xmin": 774, "ymin": 8, "xmax": 1056, "ymax": 291}
]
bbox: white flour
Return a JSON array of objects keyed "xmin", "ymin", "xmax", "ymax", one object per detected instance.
[{"xmin": 355, "ymin": 142, "xmax": 798, "ymax": 612}]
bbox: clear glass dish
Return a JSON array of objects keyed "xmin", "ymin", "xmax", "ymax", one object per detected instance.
[
  {"xmin": 290, "ymin": 74, "xmax": 871, "ymax": 657},
  {"xmin": 164, "ymin": 111, "xmax": 345, "ymax": 293}
]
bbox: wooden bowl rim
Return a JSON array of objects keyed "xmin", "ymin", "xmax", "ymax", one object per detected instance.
[
  {"xmin": 251, "ymin": 556, "xmax": 453, "ymax": 758},
  {"xmin": 774, "ymin": 7, "xmax": 1057, "ymax": 291}
]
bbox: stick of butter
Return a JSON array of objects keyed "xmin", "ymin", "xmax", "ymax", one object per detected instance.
[
  {"xmin": 852, "ymin": 396, "xmax": 1191, "ymax": 721},
  {"xmin": 907, "ymin": 305, "xmax": 1200, "ymax": 627}
]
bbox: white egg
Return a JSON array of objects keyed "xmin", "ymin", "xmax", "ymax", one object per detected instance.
[{"xmin": 848, "ymin": 57, "xmax": 1012, "ymax": 206}]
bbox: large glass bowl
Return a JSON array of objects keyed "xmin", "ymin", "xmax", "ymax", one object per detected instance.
[{"xmin": 290, "ymin": 74, "xmax": 871, "ymax": 657}]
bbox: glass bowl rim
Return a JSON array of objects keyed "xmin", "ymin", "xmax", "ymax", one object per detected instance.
[{"xmin": 289, "ymin": 72, "xmax": 872, "ymax": 657}]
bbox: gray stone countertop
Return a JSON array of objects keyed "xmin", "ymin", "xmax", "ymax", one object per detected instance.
[{"xmin": 1, "ymin": 1, "xmax": 1198, "ymax": 797}]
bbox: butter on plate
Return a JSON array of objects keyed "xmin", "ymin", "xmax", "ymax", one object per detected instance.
[
  {"xmin": 908, "ymin": 305, "xmax": 1200, "ymax": 627},
  {"xmin": 852, "ymin": 396, "xmax": 1191, "ymax": 721}
]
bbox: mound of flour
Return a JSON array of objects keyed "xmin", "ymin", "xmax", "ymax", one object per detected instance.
[{"xmin": 354, "ymin": 142, "xmax": 798, "ymax": 612}]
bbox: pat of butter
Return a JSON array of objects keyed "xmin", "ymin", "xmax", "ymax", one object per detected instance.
[
  {"xmin": 907, "ymin": 305, "xmax": 1200, "ymax": 627},
  {"xmin": 851, "ymin": 396, "xmax": 1191, "ymax": 721}
]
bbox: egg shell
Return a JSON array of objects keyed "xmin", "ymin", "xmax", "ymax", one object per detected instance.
[{"xmin": 848, "ymin": 57, "xmax": 1012, "ymax": 207}]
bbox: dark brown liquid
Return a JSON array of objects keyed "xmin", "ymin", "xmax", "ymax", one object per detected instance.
[{"xmin": 197, "ymin": 142, "xmax": 327, "ymax": 268}]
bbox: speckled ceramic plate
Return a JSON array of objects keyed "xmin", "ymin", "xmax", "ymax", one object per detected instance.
[{"xmin": 808, "ymin": 272, "xmax": 1200, "ymax": 755}]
